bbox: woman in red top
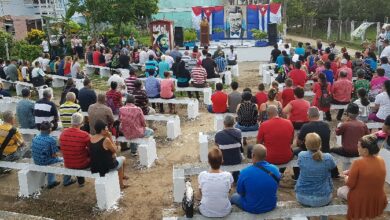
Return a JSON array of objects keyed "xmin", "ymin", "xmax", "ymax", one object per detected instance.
[
  {"xmin": 63, "ymin": 56, "xmax": 72, "ymax": 76},
  {"xmin": 255, "ymin": 83, "xmax": 268, "ymax": 109},
  {"xmin": 281, "ymin": 78, "xmax": 295, "ymax": 107},
  {"xmin": 312, "ymin": 73, "xmax": 332, "ymax": 121},
  {"xmin": 288, "ymin": 61, "xmax": 307, "ymax": 88},
  {"xmin": 283, "ymin": 87, "xmax": 310, "ymax": 130}
]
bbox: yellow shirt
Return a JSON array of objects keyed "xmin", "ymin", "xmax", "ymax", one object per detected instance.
[{"xmin": 0, "ymin": 123, "xmax": 24, "ymax": 155}]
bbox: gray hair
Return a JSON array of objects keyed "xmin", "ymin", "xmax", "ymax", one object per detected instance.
[
  {"xmin": 223, "ymin": 114, "xmax": 235, "ymax": 127},
  {"xmin": 71, "ymin": 112, "xmax": 84, "ymax": 126},
  {"xmin": 66, "ymin": 92, "xmax": 76, "ymax": 102},
  {"xmin": 126, "ymin": 94, "xmax": 135, "ymax": 104},
  {"xmin": 43, "ymin": 88, "xmax": 52, "ymax": 99},
  {"xmin": 266, "ymin": 105, "xmax": 278, "ymax": 118},
  {"xmin": 97, "ymin": 93, "xmax": 106, "ymax": 104},
  {"xmin": 2, "ymin": 111, "xmax": 14, "ymax": 123},
  {"xmin": 307, "ymin": 107, "xmax": 320, "ymax": 119}
]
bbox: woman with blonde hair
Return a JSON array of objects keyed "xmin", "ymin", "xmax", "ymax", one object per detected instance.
[
  {"xmin": 295, "ymin": 133, "xmax": 336, "ymax": 207},
  {"xmin": 337, "ymin": 134, "xmax": 387, "ymax": 220}
]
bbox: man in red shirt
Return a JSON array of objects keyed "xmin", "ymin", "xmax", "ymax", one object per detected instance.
[
  {"xmin": 106, "ymin": 81, "xmax": 123, "ymax": 115},
  {"xmin": 331, "ymin": 71, "xmax": 353, "ymax": 120},
  {"xmin": 92, "ymin": 47, "xmax": 101, "ymax": 66},
  {"xmin": 209, "ymin": 83, "xmax": 228, "ymax": 113},
  {"xmin": 335, "ymin": 59, "xmax": 353, "ymax": 81},
  {"xmin": 288, "ymin": 62, "xmax": 307, "ymax": 87},
  {"xmin": 257, "ymin": 105, "xmax": 294, "ymax": 172},
  {"xmin": 60, "ymin": 112, "xmax": 91, "ymax": 187}
]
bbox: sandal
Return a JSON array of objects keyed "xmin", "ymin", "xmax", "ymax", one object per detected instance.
[
  {"xmin": 123, "ymin": 176, "xmax": 129, "ymax": 180},
  {"xmin": 120, "ymin": 184, "xmax": 130, "ymax": 189}
]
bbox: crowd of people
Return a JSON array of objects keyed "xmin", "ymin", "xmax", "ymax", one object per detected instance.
[{"xmin": 1, "ymin": 30, "xmax": 390, "ymax": 219}]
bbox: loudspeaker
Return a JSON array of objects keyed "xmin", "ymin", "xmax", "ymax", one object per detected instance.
[
  {"xmin": 268, "ymin": 23, "xmax": 278, "ymax": 45},
  {"xmin": 174, "ymin": 27, "xmax": 184, "ymax": 47}
]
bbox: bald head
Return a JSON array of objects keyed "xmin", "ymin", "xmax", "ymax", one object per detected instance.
[
  {"xmin": 267, "ymin": 105, "xmax": 278, "ymax": 118},
  {"xmin": 252, "ymin": 144, "xmax": 267, "ymax": 162}
]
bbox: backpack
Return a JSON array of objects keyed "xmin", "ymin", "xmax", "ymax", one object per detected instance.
[
  {"xmin": 318, "ymin": 85, "xmax": 332, "ymax": 108},
  {"xmin": 308, "ymin": 55, "xmax": 316, "ymax": 73},
  {"xmin": 106, "ymin": 96, "xmax": 118, "ymax": 115}
]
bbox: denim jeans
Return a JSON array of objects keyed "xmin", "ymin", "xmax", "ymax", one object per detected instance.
[
  {"xmin": 130, "ymin": 128, "xmax": 154, "ymax": 153},
  {"xmin": 235, "ymin": 123, "xmax": 259, "ymax": 132},
  {"xmin": 296, "ymin": 193, "xmax": 332, "ymax": 207},
  {"xmin": 230, "ymin": 193, "xmax": 243, "ymax": 209}
]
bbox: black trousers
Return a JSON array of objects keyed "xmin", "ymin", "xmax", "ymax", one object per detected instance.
[{"xmin": 331, "ymin": 100, "xmax": 350, "ymax": 120}]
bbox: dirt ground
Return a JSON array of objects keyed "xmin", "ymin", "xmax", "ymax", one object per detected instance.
[{"xmin": 0, "ymin": 61, "xmax": 389, "ymax": 220}]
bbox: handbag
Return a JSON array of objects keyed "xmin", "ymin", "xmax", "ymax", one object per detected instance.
[
  {"xmin": 181, "ymin": 181, "xmax": 194, "ymax": 218},
  {"xmin": 254, "ymin": 163, "xmax": 280, "ymax": 184}
]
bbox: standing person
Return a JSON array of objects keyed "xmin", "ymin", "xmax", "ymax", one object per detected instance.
[
  {"xmin": 282, "ymin": 87, "xmax": 310, "ymax": 130},
  {"xmin": 86, "ymin": 46, "xmax": 94, "ymax": 65},
  {"xmin": 312, "ymin": 73, "xmax": 332, "ymax": 121},
  {"xmin": 198, "ymin": 148, "xmax": 234, "ymax": 218},
  {"xmin": 281, "ymin": 78, "xmax": 295, "ymax": 107},
  {"xmin": 235, "ymin": 91, "xmax": 259, "ymax": 131},
  {"xmin": 70, "ymin": 57, "xmax": 81, "ymax": 78},
  {"xmin": 202, "ymin": 53, "xmax": 219, "ymax": 79},
  {"xmin": 295, "ymin": 133, "xmax": 336, "ymax": 207},
  {"xmin": 59, "ymin": 113, "xmax": 91, "ymax": 187},
  {"xmin": 34, "ymin": 89, "xmax": 59, "ymax": 130},
  {"xmin": 227, "ymin": 45, "xmax": 237, "ymax": 65},
  {"xmin": 31, "ymin": 121, "xmax": 61, "ymax": 188},
  {"xmin": 16, "ymin": 89, "xmax": 35, "ymax": 129},
  {"xmin": 369, "ymin": 80, "xmax": 390, "ymax": 122},
  {"xmin": 228, "ymin": 81, "xmax": 242, "ymax": 113},
  {"xmin": 92, "ymin": 47, "xmax": 101, "ymax": 66},
  {"xmin": 57, "ymin": 56, "xmax": 65, "ymax": 76},
  {"xmin": 78, "ymin": 78, "xmax": 97, "ymax": 112},
  {"xmin": 209, "ymin": 83, "xmax": 228, "ymax": 113},
  {"xmin": 70, "ymin": 35, "xmax": 77, "ymax": 55},
  {"xmin": 63, "ymin": 56, "xmax": 72, "ymax": 77},
  {"xmin": 230, "ymin": 144, "xmax": 281, "ymax": 214},
  {"xmin": 288, "ymin": 62, "xmax": 307, "ymax": 87},
  {"xmin": 331, "ymin": 71, "xmax": 353, "ymax": 120},
  {"xmin": 90, "ymin": 120, "xmax": 128, "ymax": 189},
  {"xmin": 41, "ymin": 38, "xmax": 49, "ymax": 53},
  {"xmin": 21, "ymin": 61, "xmax": 29, "ymax": 82},
  {"xmin": 75, "ymin": 35, "xmax": 83, "ymax": 59},
  {"xmin": 106, "ymin": 81, "xmax": 123, "ymax": 115},
  {"xmin": 160, "ymin": 71, "xmax": 176, "ymax": 113},
  {"xmin": 257, "ymin": 105, "xmax": 294, "ymax": 170},
  {"xmin": 158, "ymin": 56, "xmax": 170, "ymax": 78},
  {"xmin": 88, "ymin": 94, "xmax": 114, "ymax": 135},
  {"xmin": 337, "ymin": 134, "xmax": 388, "ymax": 220},
  {"xmin": 59, "ymin": 92, "xmax": 81, "ymax": 128},
  {"xmin": 5, "ymin": 59, "xmax": 18, "ymax": 82},
  {"xmin": 331, "ymin": 103, "xmax": 370, "ymax": 157}
]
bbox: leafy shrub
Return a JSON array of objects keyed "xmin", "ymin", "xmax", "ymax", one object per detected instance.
[
  {"xmin": 12, "ymin": 40, "xmax": 42, "ymax": 62},
  {"xmin": 184, "ymin": 28, "xmax": 197, "ymax": 42},
  {"xmin": 251, "ymin": 29, "xmax": 268, "ymax": 40},
  {"xmin": 27, "ymin": 29, "xmax": 46, "ymax": 45},
  {"xmin": 0, "ymin": 30, "xmax": 13, "ymax": 59}
]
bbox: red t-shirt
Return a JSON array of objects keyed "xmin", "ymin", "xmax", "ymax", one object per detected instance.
[
  {"xmin": 255, "ymin": 91, "xmax": 268, "ymax": 108},
  {"xmin": 331, "ymin": 61, "xmax": 338, "ymax": 78},
  {"xmin": 289, "ymin": 69, "xmax": 307, "ymax": 87},
  {"xmin": 60, "ymin": 128, "xmax": 91, "ymax": 169},
  {"xmin": 281, "ymin": 88, "xmax": 295, "ymax": 107},
  {"xmin": 257, "ymin": 117, "xmax": 294, "ymax": 164},
  {"xmin": 64, "ymin": 62, "xmax": 71, "ymax": 75},
  {"xmin": 288, "ymin": 99, "xmax": 310, "ymax": 122},
  {"xmin": 93, "ymin": 51, "xmax": 101, "ymax": 65},
  {"xmin": 211, "ymin": 91, "xmax": 228, "ymax": 113}
]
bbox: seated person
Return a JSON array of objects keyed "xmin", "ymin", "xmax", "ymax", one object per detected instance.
[
  {"xmin": 59, "ymin": 92, "xmax": 81, "ymax": 128},
  {"xmin": 198, "ymin": 148, "xmax": 234, "ymax": 218},
  {"xmin": 16, "ymin": 88, "xmax": 35, "ymax": 129},
  {"xmin": 0, "ymin": 111, "xmax": 26, "ymax": 165},
  {"xmin": 353, "ymin": 88, "xmax": 371, "ymax": 122},
  {"xmin": 281, "ymin": 78, "xmax": 295, "ymax": 107},
  {"xmin": 288, "ymin": 61, "xmax": 307, "ymax": 87},
  {"xmin": 331, "ymin": 71, "xmax": 353, "ymax": 121},
  {"xmin": 106, "ymin": 81, "xmax": 123, "ymax": 115},
  {"xmin": 337, "ymin": 134, "xmax": 387, "ymax": 220},
  {"xmin": 369, "ymin": 80, "xmax": 390, "ymax": 122},
  {"xmin": 255, "ymin": 83, "xmax": 268, "ymax": 109},
  {"xmin": 295, "ymin": 133, "xmax": 336, "ymax": 207},
  {"xmin": 202, "ymin": 53, "xmax": 219, "ymax": 79},
  {"xmin": 119, "ymin": 94, "xmax": 154, "ymax": 156},
  {"xmin": 369, "ymin": 68, "xmax": 388, "ymax": 99},
  {"xmin": 160, "ymin": 71, "xmax": 176, "ymax": 114},
  {"xmin": 282, "ymin": 87, "xmax": 310, "ymax": 130},
  {"xmin": 257, "ymin": 105, "xmax": 294, "ymax": 172},
  {"xmin": 228, "ymin": 81, "xmax": 241, "ymax": 113},
  {"xmin": 60, "ymin": 78, "xmax": 79, "ymax": 105},
  {"xmin": 88, "ymin": 94, "xmax": 115, "ymax": 135},
  {"xmin": 34, "ymin": 88, "xmax": 59, "ymax": 130},
  {"xmin": 78, "ymin": 78, "xmax": 97, "ymax": 112},
  {"xmin": 235, "ymin": 91, "xmax": 259, "ymax": 132},
  {"xmin": 331, "ymin": 103, "xmax": 369, "ymax": 157},
  {"xmin": 90, "ymin": 119, "xmax": 128, "ymax": 189},
  {"xmin": 0, "ymin": 82, "xmax": 10, "ymax": 97},
  {"xmin": 353, "ymin": 69, "xmax": 370, "ymax": 99},
  {"xmin": 208, "ymin": 83, "xmax": 228, "ymax": 113},
  {"xmin": 259, "ymin": 88, "xmax": 282, "ymax": 122},
  {"xmin": 191, "ymin": 60, "xmax": 208, "ymax": 92},
  {"xmin": 132, "ymin": 80, "xmax": 155, "ymax": 116},
  {"xmin": 31, "ymin": 121, "xmax": 62, "ymax": 189},
  {"xmin": 145, "ymin": 70, "xmax": 163, "ymax": 113},
  {"xmin": 230, "ymin": 144, "xmax": 280, "ymax": 214},
  {"xmin": 59, "ymin": 113, "xmax": 91, "ymax": 187},
  {"xmin": 145, "ymin": 55, "xmax": 158, "ymax": 77},
  {"xmin": 124, "ymin": 68, "xmax": 138, "ymax": 94}
]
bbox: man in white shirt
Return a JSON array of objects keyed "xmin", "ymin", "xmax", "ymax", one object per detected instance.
[
  {"xmin": 41, "ymin": 39, "xmax": 49, "ymax": 53},
  {"xmin": 164, "ymin": 52, "xmax": 174, "ymax": 68},
  {"xmin": 227, "ymin": 45, "xmax": 237, "ymax": 65},
  {"xmin": 139, "ymin": 47, "xmax": 148, "ymax": 65},
  {"xmin": 108, "ymin": 73, "xmax": 126, "ymax": 94},
  {"xmin": 378, "ymin": 28, "xmax": 387, "ymax": 54},
  {"xmin": 380, "ymin": 39, "xmax": 390, "ymax": 59}
]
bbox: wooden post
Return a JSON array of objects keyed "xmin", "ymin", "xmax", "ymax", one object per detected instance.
[
  {"xmin": 327, "ymin": 18, "xmax": 331, "ymax": 40},
  {"xmin": 310, "ymin": 18, "xmax": 314, "ymax": 38},
  {"xmin": 338, "ymin": 20, "xmax": 342, "ymax": 41},
  {"xmin": 350, "ymin": 20, "xmax": 355, "ymax": 42}
]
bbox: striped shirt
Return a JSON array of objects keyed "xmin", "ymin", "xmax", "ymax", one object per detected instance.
[
  {"xmin": 125, "ymin": 76, "xmax": 137, "ymax": 94},
  {"xmin": 34, "ymin": 98, "xmax": 59, "ymax": 130},
  {"xmin": 132, "ymin": 88, "xmax": 149, "ymax": 115},
  {"xmin": 59, "ymin": 127, "xmax": 91, "ymax": 169},
  {"xmin": 191, "ymin": 66, "xmax": 207, "ymax": 85},
  {"xmin": 145, "ymin": 60, "xmax": 158, "ymax": 76},
  {"xmin": 215, "ymin": 128, "xmax": 242, "ymax": 165},
  {"xmin": 59, "ymin": 101, "xmax": 81, "ymax": 128},
  {"xmin": 215, "ymin": 56, "xmax": 227, "ymax": 73}
]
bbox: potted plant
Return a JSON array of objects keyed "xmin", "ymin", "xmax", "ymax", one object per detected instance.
[
  {"xmin": 251, "ymin": 29, "xmax": 268, "ymax": 47},
  {"xmin": 184, "ymin": 28, "xmax": 197, "ymax": 48},
  {"xmin": 212, "ymin": 28, "xmax": 224, "ymax": 41}
]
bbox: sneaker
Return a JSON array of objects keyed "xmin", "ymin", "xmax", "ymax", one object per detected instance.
[
  {"xmin": 79, "ymin": 183, "xmax": 85, "ymax": 187},
  {"xmin": 47, "ymin": 181, "xmax": 60, "ymax": 189},
  {"xmin": 131, "ymin": 152, "xmax": 138, "ymax": 157},
  {"xmin": 63, "ymin": 179, "xmax": 77, "ymax": 187}
]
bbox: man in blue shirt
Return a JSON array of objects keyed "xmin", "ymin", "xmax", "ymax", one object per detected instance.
[
  {"xmin": 294, "ymin": 42, "xmax": 305, "ymax": 56},
  {"xmin": 230, "ymin": 144, "xmax": 280, "ymax": 214},
  {"xmin": 16, "ymin": 89, "xmax": 35, "ymax": 129},
  {"xmin": 215, "ymin": 52, "xmax": 227, "ymax": 74},
  {"xmin": 145, "ymin": 55, "xmax": 158, "ymax": 77}
]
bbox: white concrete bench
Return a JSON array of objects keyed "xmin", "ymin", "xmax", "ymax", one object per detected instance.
[
  {"xmin": 259, "ymin": 63, "xmax": 276, "ymax": 77},
  {"xmin": 144, "ymin": 114, "xmax": 181, "ymax": 140},
  {"xmin": 0, "ymin": 97, "xmax": 21, "ymax": 113},
  {"xmin": 149, "ymin": 98, "xmax": 199, "ymax": 119},
  {"xmin": 15, "ymin": 81, "xmax": 34, "ymax": 96},
  {"xmin": 213, "ymin": 114, "xmax": 256, "ymax": 135},
  {"xmin": 220, "ymin": 70, "xmax": 233, "ymax": 85},
  {"xmin": 0, "ymin": 161, "xmax": 120, "ymax": 210},
  {"xmin": 0, "ymin": 79, "xmax": 16, "ymax": 90},
  {"xmin": 367, "ymin": 122, "xmax": 384, "ymax": 130},
  {"xmin": 163, "ymin": 202, "xmax": 390, "ymax": 220},
  {"xmin": 115, "ymin": 136, "xmax": 157, "ymax": 168},
  {"xmin": 19, "ymin": 128, "xmax": 62, "ymax": 138},
  {"xmin": 330, "ymin": 104, "xmax": 348, "ymax": 110},
  {"xmin": 50, "ymin": 75, "xmax": 69, "ymax": 88},
  {"xmin": 227, "ymin": 64, "xmax": 239, "ymax": 77},
  {"xmin": 84, "ymin": 65, "xmax": 111, "ymax": 78},
  {"xmin": 175, "ymin": 87, "xmax": 212, "ymax": 105}
]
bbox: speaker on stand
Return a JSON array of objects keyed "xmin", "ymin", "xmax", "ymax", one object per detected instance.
[
  {"xmin": 268, "ymin": 23, "xmax": 278, "ymax": 45},
  {"xmin": 174, "ymin": 27, "xmax": 184, "ymax": 47}
]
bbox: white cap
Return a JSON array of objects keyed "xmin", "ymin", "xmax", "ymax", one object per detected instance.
[{"xmin": 341, "ymin": 59, "xmax": 348, "ymax": 64}]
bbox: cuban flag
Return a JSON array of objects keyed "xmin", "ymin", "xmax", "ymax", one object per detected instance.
[
  {"xmin": 269, "ymin": 3, "xmax": 282, "ymax": 24},
  {"xmin": 258, "ymin": 4, "xmax": 270, "ymax": 32},
  {"xmin": 203, "ymin": 7, "xmax": 214, "ymax": 34},
  {"xmin": 192, "ymin": 6, "xmax": 203, "ymax": 31}
]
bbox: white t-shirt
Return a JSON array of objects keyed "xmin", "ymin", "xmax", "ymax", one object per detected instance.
[
  {"xmin": 139, "ymin": 51, "xmax": 148, "ymax": 65},
  {"xmin": 353, "ymin": 99, "xmax": 370, "ymax": 118},
  {"xmin": 380, "ymin": 46, "xmax": 390, "ymax": 59},
  {"xmin": 71, "ymin": 62, "xmax": 80, "ymax": 78},
  {"xmin": 165, "ymin": 55, "xmax": 174, "ymax": 68},
  {"xmin": 41, "ymin": 40, "xmax": 49, "ymax": 52},
  {"xmin": 198, "ymin": 171, "xmax": 233, "ymax": 218},
  {"xmin": 41, "ymin": 58, "xmax": 50, "ymax": 72},
  {"xmin": 31, "ymin": 67, "xmax": 45, "ymax": 78},
  {"xmin": 375, "ymin": 92, "xmax": 390, "ymax": 120},
  {"xmin": 21, "ymin": 66, "xmax": 28, "ymax": 79},
  {"xmin": 227, "ymin": 51, "xmax": 237, "ymax": 61},
  {"xmin": 108, "ymin": 74, "xmax": 126, "ymax": 90}
]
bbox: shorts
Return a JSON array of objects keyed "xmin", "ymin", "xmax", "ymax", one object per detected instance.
[{"xmin": 112, "ymin": 156, "xmax": 125, "ymax": 171}]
